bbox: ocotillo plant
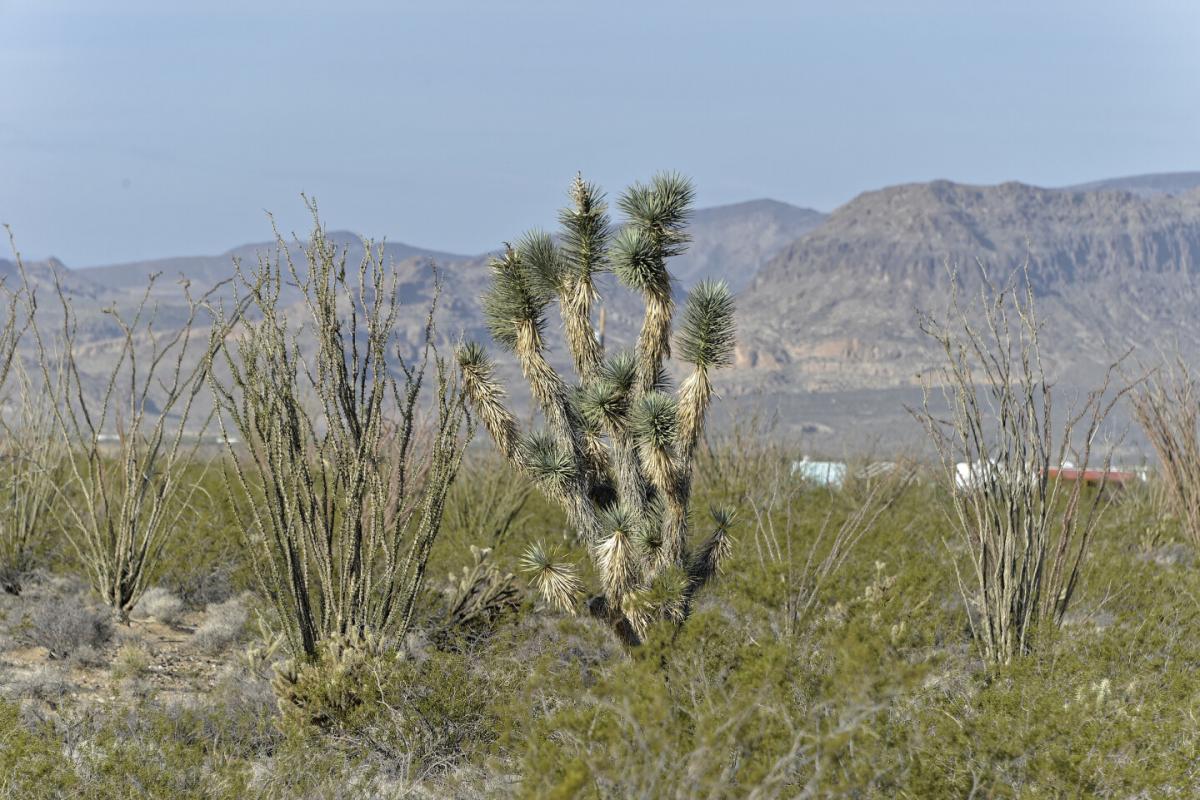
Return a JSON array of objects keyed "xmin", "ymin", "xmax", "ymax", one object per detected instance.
[
  {"xmin": 208, "ymin": 204, "xmax": 472, "ymax": 663},
  {"xmin": 9, "ymin": 227, "xmax": 239, "ymax": 619},
  {"xmin": 457, "ymin": 173, "xmax": 736, "ymax": 644},
  {"xmin": 914, "ymin": 263, "xmax": 1129, "ymax": 664},
  {"xmin": 0, "ymin": 264, "xmax": 57, "ymax": 595},
  {"xmin": 0, "ymin": 353, "xmax": 66, "ymax": 595},
  {"xmin": 1129, "ymin": 358, "xmax": 1200, "ymax": 547}
]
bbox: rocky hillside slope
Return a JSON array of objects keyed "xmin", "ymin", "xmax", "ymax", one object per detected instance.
[{"xmin": 734, "ymin": 180, "xmax": 1200, "ymax": 396}]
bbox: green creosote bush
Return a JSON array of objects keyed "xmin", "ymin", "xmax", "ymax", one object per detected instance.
[
  {"xmin": 274, "ymin": 634, "xmax": 505, "ymax": 774},
  {"xmin": 458, "ymin": 173, "xmax": 737, "ymax": 645}
]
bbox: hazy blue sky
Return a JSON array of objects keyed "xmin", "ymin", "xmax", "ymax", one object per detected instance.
[{"xmin": 2, "ymin": 1, "xmax": 1197, "ymax": 265}]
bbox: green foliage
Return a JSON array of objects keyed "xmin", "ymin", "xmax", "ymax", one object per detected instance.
[
  {"xmin": 7, "ymin": 340, "xmax": 1200, "ymax": 800},
  {"xmin": 482, "ymin": 244, "xmax": 554, "ymax": 351},
  {"xmin": 0, "ymin": 701, "xmax": 78, "ymax": 797},
  {"xmin": 677, "ymin": 279, "xmax": 737, "ymax": 369},
  {"xmin": 609, "ymin": 226, "xmax": 665, "ymax": 296},
  {"xmin": 2, "ymin": 386, "xmax": 1199, "ymax": 797},
  {"xmin": 274, "ymin": 638, "xmax": 508, "ymax": 775}
]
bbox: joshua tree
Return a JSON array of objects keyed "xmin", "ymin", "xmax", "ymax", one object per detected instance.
[{"xmin": 457, "ymin": 173, "xmax": 736, "ymax": 644}]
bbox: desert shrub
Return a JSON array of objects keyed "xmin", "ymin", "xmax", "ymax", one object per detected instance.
[
  {"xmin": 516, "ymin": 616, "xmax": 844, "ymax": 799},
  {"xmin": 458, "ymin": 173, "xmax": 737, "ymax": 645},
  {"xmin": 192, "ymin": 594, "xmax": 251, "ymax": 654},
  {"xmin": 434, "ymin": 544, "xmax": 521, "ymax": 646},
  {"xmin": 444, "ymin": 449, "xmax": 534, "ymax": 548},
  {"xmin": 24, "ymin": 594, "xmax": 112, "ymax": 658},
  {"xmin": 132, "ymin": 586, "xmax": 184, "ymax": 626},
  {"xmin": 154, "ymin": 465, "xmax": 250, "ymax": 608},
  {"xmin": 110, "ymin": 641, "xmax": 152, "ymax": 684},
  {"xmin": 814, "ymin": 626, "xmax": 1200, "ymax": 797},
  {"xmin": 915, "ymin": 265, "xmax": 1129, "ymax": 664},
  {"xmin": 207, "ymin": 205, "xmax": 471, "ymax": 666},
  {"xmin": 746, "ymin": 455, "xmax": 911, "ymax": 639},
  {"xmin": 275, "ymin": 638, "xmax": 506, "ymax": 777},
  {"xmin": 5, "ymin": 680, "xmax": 277, "ymax": 798},
  {"xmin": 69, "ymin": 643, "xmax": 107, "ymax": 669},
  {"xmin": 19, "ymin": 261, "xmax": 246, "ymax": 619},
  {"xmin": 60, "ymin": 705, "xmax": 255, "ymax": 799},
  {"xmin": 0, "ymin": 700, "xmax": 79, "ymax": 797},
  {"xmin": 154, "ymin": 666, "xmax": 280, "ymax": 759},
  {"xmin": 1130, "ymin": 357, "xmax": 1200, "ymax": 547},
  {"xmin": 0, "ymin": 664, "xmax": 73, "ymax": 703}
]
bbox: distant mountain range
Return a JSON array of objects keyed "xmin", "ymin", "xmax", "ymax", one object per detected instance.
[
  {"xmin": 7, "ymin": 170, "xmax": 1200, "ymax": 448},
  {"xmin": 1061, "ymin": 171, "xmax": 1200, "ymax": 197},
  {"xmin": 736, "ymin": 177, "xmax": 1200, "ymax": 394}
]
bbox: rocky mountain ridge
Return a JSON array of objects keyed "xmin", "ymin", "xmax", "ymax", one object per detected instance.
[{"xmin": 9, "ymin": 172, "xmax": 1200, "ymax": 446}]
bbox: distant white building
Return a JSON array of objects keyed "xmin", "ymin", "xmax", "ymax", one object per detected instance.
[{"xmin": 791, "ymin": 457, "xmax": 847, "ymax": 488}]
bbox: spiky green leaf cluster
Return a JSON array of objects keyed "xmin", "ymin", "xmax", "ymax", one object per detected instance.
[
  {"xmin": 632, "ymin": 392, "xmax": 679, "ymax": 451},
  {"xmin": 634, "ymin": 498, "xmax": 665, "ymax": 558},
  {"xmin": 518, "ymin": 230, "xmax": 565, "ymax": 296},
  {"xmin": 678, "ymin": 280, "xmax": 736, "ymax": 369},
  {"xmin": 611, "ymin": 227, "xmax": 670, "ymax": 298},
  {"xmin": 482, "ymin": 246, "xmax": 553, "ymax": 351},
  {"xmin": 558, "ymin": 176, "xmax": 610, "ymax": 281},
  {"xmin": 456, "ymin": 341, "xmax": 491, "ymax": 374},
  {"xmin": 523, "ymin": 431, "xmax": 575, "ymax": 489},
  {"xmin": 646, "ymin": 565, "xmax": 689, "ymax": 623},
  {"xmin": 599, "ymin": 502, "xmax": 639, "ymax": 538},
  {"xmin": 689, "ymin": 506, "xmax": 736, "ymax": 585},
  {"xmin": 577, "ymin": 352, "xmax": 639, "ymax": 430},
  {"xmin": 617, "ymin": 172, "xmax": 695, "ymax": 258},
  {"xmin": 520, "ymin": 541, "xmax": 583, "ymax": 614},
  {"xmin": 595, "ymin": 504, "xmax": 641, "ymax": 598},
  {"xmin": 600, "ymin": 351, "xmax": 638, "ymax": 394}
]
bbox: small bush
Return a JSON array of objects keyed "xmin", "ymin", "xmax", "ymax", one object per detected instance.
[
  {"xmin": 0, "ymin": 700, "xmax": 78, "ymax": 796},
  {"xmin": 133, "ymin": 586, "xmax": 185, "ymax": 626},
  {"xmin": 111, "ymin": 642, "xmax": 152, "ymax": 683},
  {"xmin": 172, "ymin": 561, "xmax": 238, "ymax": 609},
  {"xmin": 275, "ymin": 638, "xmax": 505, "ymax": 775},
  {"xmin": 1, "ymin": 665, "xmax": 72, "ymax": 702},
  {"xmin": 193, "ymin": 594, "xmax": 250, "ymax": 653},
  {"xmin": 25, "ymin": 595, "xmax": 112, "ymax": 658},
  {"xmin": 69, "ymin": 644, "xmax": 107, "ymax": 669}
]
